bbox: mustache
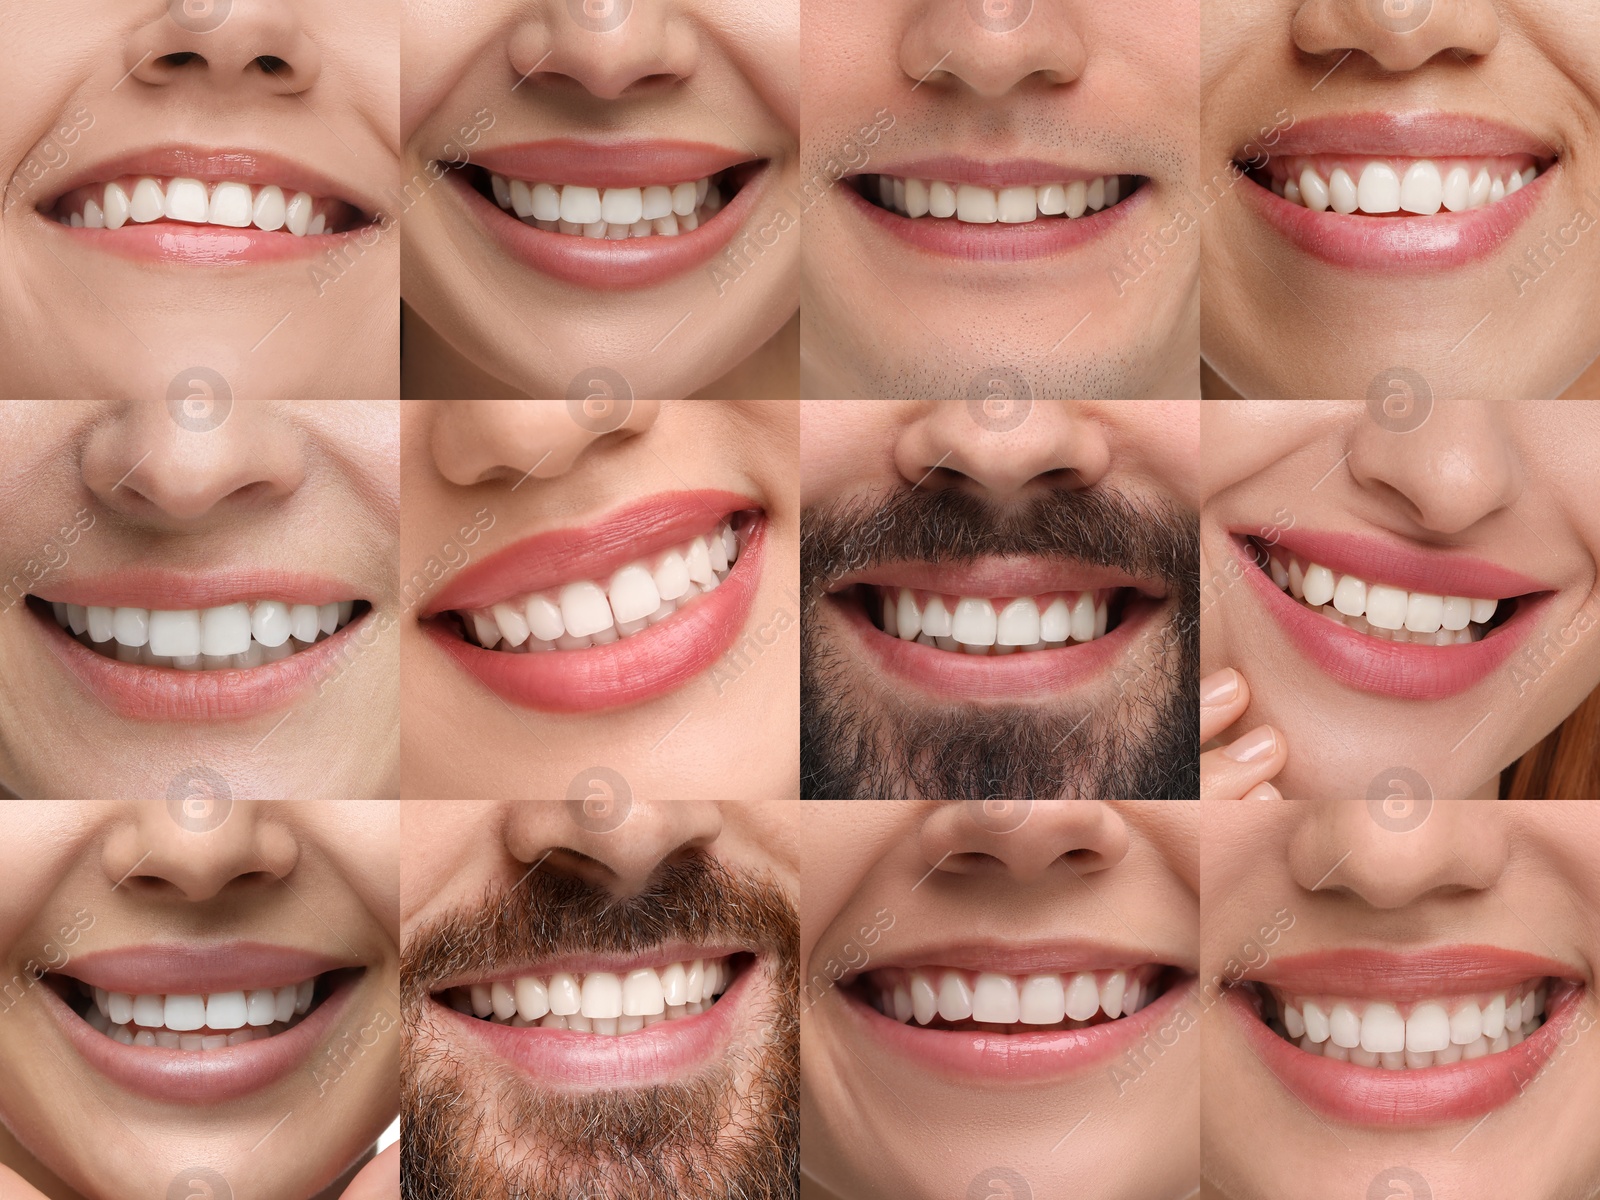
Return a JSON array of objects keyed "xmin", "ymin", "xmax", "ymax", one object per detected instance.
[
  {"xmin": 402, "ymin": 854, "xmax": 797, "ymax": 1005},
  {"xmin": 800, "ymin": 485, "xmax": 1195, "ymax": 609}
]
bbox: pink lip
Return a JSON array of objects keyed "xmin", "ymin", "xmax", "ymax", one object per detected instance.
[
  {"xmin": 44, "ymin": 967, "xmax": 360, "ymax": 1105},
  {"xmin": 447, "ymin": 163, "xmax": 768, "ymax": 290},
  {"xmin": 37, "ymin": 570, "xmax": 359, "ymax": 609},
  {"xmin": 837, "ymin": 588, "xmax": 1165, "ymax": 702},
  {"xmin": 1227, "ymin": 981, "xmax": 1584, "ymax": 1126},
  {"xmin": 64, "ymin": 943, "xmax": 353, "ymax": 994},
  {"xmin": 844, "ymin": 177, "xmax": 1145, "ymax": 262},
  {"xmin": 31, "ymin": 603, "xmax": 370, "ymax": 720},
  {"xmin": 49, "ymin": 222, "xmax": 356, "ymax": 266},
  {"xmin": 869, "ymin": 157, "xmax": 1115, "ymax": 188},
  {"xmin": 1252, "ymin": 529, "xmax": 1552, "ymax": 598},
  {"xmin": 842, "ymin": 972, "xmax": 1194, "ymax": 1083},
  {"xmin": 424, "ymin": 514, "xmax": 764, "ymax": 712},
  {"xmin": 470, "ymin": 140, "xmax": 754, "ymax": 188},
  {"xmin": 436, "ymin": 959, "xmax": 753, "ymax": 1089},
  {"xmin": 1246, "ymin": 946, "xmax": 1582, "ymax": 999},
  {"xmin": 1253, "ymin": 113, "xmax": 1557, "ymax": 159},
  {"xmin": 1235, "ymin": 537, "xmax": 1543, "ymax": 700}
]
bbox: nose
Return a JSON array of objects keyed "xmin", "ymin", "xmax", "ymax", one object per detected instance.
[
  {"xmin": 102, "ymin": 800, "xmax": 300, "ymax": 903},
  {"xmin": 919, "ymin": 800, "xmax": 1130, "ymax": 882},
  {"xmin": 506, "ymin": 2, "xmax": 699, "ymax": 102},
  {"xmin": 1290, "ymin": 0, "xmax": 1499, "ymax": 72},
  {"xmin": 426, "ymin": 400, "xmax": 661, "ymax": 486},
  {"xmin": 504, "ymin": 799, "xmax": 724, "ymax": 899},
  {"xmin": 125, "ymin": 1, "xmax": 322, "ymax": 94},
  {"xmin": 894, "ymin": 400, "xmax": 1112, "ymax": 499},
  {"xmin": 899, "ymin": 0, "xmax": 1086, "ymax": 96}
]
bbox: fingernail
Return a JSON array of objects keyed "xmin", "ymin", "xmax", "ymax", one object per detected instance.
[
  {"xmin": 1201, "ymin": 668, "xmax": 1240, "ymax": 706},
  {"xmin": 1223, "ymin": 725, "xmax": 1277, "ymax": 763},
  {"xmin": 1242, "ymin": 781, "xmax": 1282, "ymax": 800}
]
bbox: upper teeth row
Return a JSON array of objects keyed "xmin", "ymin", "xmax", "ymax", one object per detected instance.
[
  {"xmin": 489, "ymin": 174, "xmax": 720, "ymax": 238},
  {"xmin": 447, "ymin": 956, "xmax": 732, "ymax": 1027},
  {"xmin": 89, "ymin": 979, "xmax": 316, "ymax": 1033},
  {"xmin": 52, "ymin": 599, "xmax": 356, "ymax": 662},
  {"xmin": 870, "ymin": 174, "xmax": 1125, "ymax": 222},
  {"xmin": 1266, "ymin": 982, "xmax": 1546, "ymax": 1066},
  {"xmin": 881, "ymin": 588, "xmax": 1110, "ymax": 653},
  {"xmin": 1272, "ymin": 160, "xmax": 1539, "ymax": 215},
  {"xmin": 1268, "ymin": 554, "xmax": 1499, "ymax": 634},
  {"xmin": 872, "ymin": 967, "xmax": 1156, "ymax": 1027},
  {"xmin": 462, "ymin": 522, "xmax": 740, "ymax": 652},
  {"xmin": 58, "ymin": 178, "xmax": 330, "ymax": 234}
]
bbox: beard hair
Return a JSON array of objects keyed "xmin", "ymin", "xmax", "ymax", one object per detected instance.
[
  {"xmin": 800, "ymin": 486, "xmax": 1198, "ymax": 799},
  {"xmin": 401, "ymin": 855, "xmax": 799, "ymax": 1200}
]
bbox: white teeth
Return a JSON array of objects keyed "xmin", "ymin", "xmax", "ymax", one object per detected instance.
[
  {"xmin": 129, "ymin": 178, "xmax": 166, "ymax": 222},
  {"xmin": 971, "ymin": 973, "xmax": 1020, "ymax": 1023},
  {"xmin": 147, "ymin": 609, "xmax": 201, "ymax": 657},
  {"xmin": 456, "ymin": 956, "xmax": 734, "ymax": 1033},
  {"xmin": 866, "ymin": 173, "xmax": 1127, "ymax": 222},
  {"xmin": 1275, "ymin": 158, "xmax": 1540, "ymax": 214},
  {"xmin": 873, "ymin": 588, "xmax": 1113, "ymax": 654},
  {"xmin": 995, "ymin": 597, "xmax": 1040, "ymax": 646},
  {"xmin": 208, "ymin": 181, "xmax": 254, "ymax": 227},
  {"xmin": 559, "ymin": 581, "xmax": 614, "ymax": 639},
  {"xmin": 951, "ymin": 597, "xmax": 997, "ymax": 646},
  {"xmin": 1264, "ymin": 552, "xmax": 1504, "ymax": 645},
  {"xmin": 1301, "ymin": 563, "xmax": 1335, "ymax": 607},
  {"xmin": 103, "ymin": 182, "xmax": 130, "ymax": 229},
  {"xmin": 488, "ymin": 173, "xmax": 725, "ymax": 235},
  {"xmin": 83, "ymin": 978, "xmax": 318, "ymax": 1049},
  {"xmin": 285, "ymin": 191, "xmax": 314, "ymax": 236},
  {"xmin": 62, "ymin": 178, "xmax": 332, "ymax": 234},
  {"xmin": 200, "ymin": 602, "xmax": 252, "ymax": 656},
  {"xmin": 54, "ymin": 598, "xmax": 359, "ymax": 667},
  {"xmin": 876, "ymin": 967, "xmax": 1159, "ymax": 1029}
]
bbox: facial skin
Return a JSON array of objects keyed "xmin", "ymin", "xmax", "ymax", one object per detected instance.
[
  {"xmin": 400, "ymin": 799, "xmax": 800, "ymax": 1200},
  {"xmin": 800, "ymin": 0, "xmax": 1199, "ymax": 399},
  {"xmin": 0, "ymin": 400, "xmax": 400, "ymax": 799},
  {"xmin": 0, "ymin": 1, "xmax": 400, "ymax": 400},
  {"xmin": 794, "ymin": 800, "xmax": 1198, "ymax": 1200},
  {"xmin": 1203, "ymin": 800, "xmax": 1600, "ymax": 1200},
  {"xmin": 1202, "ymin": 0, "xmax": 1600, "ymax": 399},
  {"xmin": 0, "ymin": 801, "xmax": 399, "ymax": 1200},
  {"xmin": 399, "ymin": 0, "xmax": 800, "ymax": 399},
  {"xmin": 401, "ymin": 400, "xmax": 799, "ymax": 799},
  {"xmin": 801, "ymin": 400, "xmax": 1199, "ymax": 799},
  {"xmin": 1200, "ymin": 400, "xmax": 1600, "ymax": 800}
]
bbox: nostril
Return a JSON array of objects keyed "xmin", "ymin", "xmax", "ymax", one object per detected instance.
[
  {"xmin": 156, "ymin": 51, "xmax": 203, "ymax": 68},
  {"xmin": 255, "ymin": 55, "xmax": 288, "ymax": 75}
]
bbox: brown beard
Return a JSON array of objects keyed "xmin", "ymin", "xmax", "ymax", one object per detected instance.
[{"xmin": 401, "ymin": 854, "xmax": 799, "ymax": 1200}]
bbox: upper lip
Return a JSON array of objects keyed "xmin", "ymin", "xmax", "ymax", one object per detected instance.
[
  {"xmin": 827, "ymin": 558, "xmax": 1168, "ymax": 599},
  {"xmin": 1245, "ymin": 528, "xmax": 1554, "ymax": 598},
  {"xmin": 1243, "ymin": 112, "xmax": 1559, "ymax": 161},
  {"xmin": 60, "ymin": 943, "xmax": 355, "ymax": 994},
  {"xmin": 422, "ymin": 489, "xmax": 757, "ymax": 615},
  {"xmin": 860, "ymin": 157, "xmax": 1124, "ymax": 188},
  {"xmin": 32, "ymin": 569, "xmax": 365, "ymax": 609},
  {"xmin": 846, "ymin": 940, "xmax": 1190, "ymax": 979},
  {"xmin": 430, "ymin": 943, "xmax": 749, "ymax": 991},
  {"xmin": 1242, "ymin": 946, "xmax": 1585, "ymax": 999},
  {"xmin": 468, "ymin": 139, "xmax": 757, "ymax": 188},
  {"xmin": 36, "ymin": 145, "xmax": 379, "ymax": 216}
]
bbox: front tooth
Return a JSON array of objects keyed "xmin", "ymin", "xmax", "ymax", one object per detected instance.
[
  {"xmin": 996, "ymin": 186, "xmax": 1037, "ymax": 223},
  {"xmin": 951, "ymin": 597, "xmax": 997, "ymax": 646},
  {"xmin": 1328, "ymin": 1002, "xmax": 1361, "ymax": 1048},
  {"xmin": 1037, "ymin": 596, "xmax": 1070, "ymax": 641},
  {"xmin": 1015, "ymin": 975, "xmax": 1066, "ymax": 1024},
  {"xmin": 1084, "ymin": 176, "xmax": 1105, "ymax": 211},
  {"xmin": 524, "ymin": 594, "xmax": 565, "ymax": 641},
  {"xmin": 559, "ymin": 581, "xmax": 614, "ymax": 638},
  {"xmin": 148, "ymin": 609, "xmax": 201, "ymax": 657},
  {"xmin": 601, "ymin": 187, "xmax": 644, "ymax": 225},
  {"xmin": 164, "ymin": 995, "xmax": 206, "ymax": 1032},
  {"xmin": 685, "ymin": 960, "xmax": 704, "ymax": 1004},
  {"xmin": 1357, "ymin": 162, "xmax": 1400, "ymax": 213},
  {"xmin": 252, "ymin": 185, "xmax": 287, "ymax": 231},
  {"xmin": 1466, "ymin": 168, "xmax": 1492, "ymax": 207},
  {"xmin": 546, "ymin": 973, "xmax": 580, "ymax": 1015},
  {"xmin": 920, "ymin": 596, "xmax": 953, "ymax": 637},
  {"xmin": 971, "ymin": 973, "xmax": 1019, "ymax": 1023},
  {"xmin": 514, "ymin": 977, "xmax": 550, "ymax": 1020},
  {"xmin": 107, "ymin": 992, "xmax": 134, "ymax": 1024},
  {"xmin": 1441, "ymin": 165, "xmax": 1471, "ymax": 212},
  {"xmin": 1035, "ymin": 182, "xmax": 1066, "ymax": 215},
  {"xmin": 1404, "ymin": 592, "xmax": 1444, "ymax": 634},
  {"xmin": 1332, "ymin": 575, "xmax": 1366, "ymax": 617},
  {"xmin": 622, "ymin": 968, "xmax": 665, "ymax": 1016},
  {"xmin": 103, "ymin": 182, "xmax": 131, "ymax": 229},
  {"xmin": 1364, "ymin": 584, "xmax": 1407, "ymax": 630},
  {"xmin": 1299, "ymin": 167, "xmax": 1330, "ymax": 211},
  {"xmin": 658, "ymin": 963, "xmax": 688, "ymax": 1006},
  {"xmin": 1405, "ymin": 1002, "xmax": 1450, "ymax": 1052},
  {"xmin": 130, "ymin": 178, "xmax": 166, "ymax": 222},
  {"xmin": 556, "ymin": 185, "xmax": 599, "ymax": 224},
  {"xmin": 1479, "ymin": 994, "xmax": 1507, "ymax": 1038},
  {"xmin": 580, "ymin": 973, "xmax": 622, "ymax": 1019},
  {"xmin": 652, "ymin": 550, "xmax": 691, "ymax": 602},
  {"xmin": 1440, "ymin": 596, "xmax": 1472, "ymax": 631},
  {"xmin": 893, "ymin": 588, "xmax": 922, "ymax": 640},
  {"xmin": 1060, "ymin": 972, "xmax": 1097, "ymax": 1021},
  {"xmin": 133, "ymin": 994, "xmax": 165, "ymax": 1027},
  {"xmin": 1099, "ymin": 972, "xmax": 1126, "ymax": 1018},
  {"xmin": 1360, "ymin": 1002, "xmax": 1405, "ymax": 1053},
  {"xmin": 670, "ymin": 181, "xmax": 697, "ymax": 216},
  {"xmin": 1301, "ymin": 563, "xmax": 1335, "ymax": 607},
  {"xmin": 508, "ymin": 178, "xmax": 535, "ymax": 217},
  {"xmin": 1399, "ymin": 160, "xmax": 1443, "ymax": 214},
  {"xmin": 524, "ymin": 183, "xmax": 559, "ymax": 221},
  {"xmin": 164, "ymin": 177, "xmax": 208, "ymax": 223},
  {"xmin": 1068, "ymin": 592, "xmax": 1095, "ymax": 642},
  {"xmin": 206, "ymin": 991, "xmax": 248, "ymax": 1030},
  {"xmin": 486, "ymin": 982, "xmax": 515, "ymax": 1020},
  {"xmin": 489, "ymin": 602, "xmax": 530, "ymax": 647},
  {"xmin": 208, "ymin": 181, "xmax": 253, "ymax": 227},
  {"xmin": 608, "ymin": 564, "xmax": 663, "ymax": 625},
  {"xmin": 285, "ymin": 191, "xmax": 314, "ymax": 236},
  {"xmin": 1470, "ymin": 598, "xmax": 1497, "ymax": 623},
  {"xmin": 246, "ymin": 989, "xmax": 277, "ymax": 1026},
  {"xmin": 685, "ymin": 537, "xmax": 717, "ymax": 589},
  {"xmin": 936, "ymin": 972, "xmax": 974, "ymax": 1021},
  {"xmin": 316, "ymin": 603, "xmax": 338, "ymax": 636},
  {"xmin": 996, "ymin": 597, "xmax": 1040, "ymax": 645},
  {"xmin": 1327, "ymin": 167, "xmax": 1358, "ymax": 214},
  {"xmin": 200, "ymin": 602, "xmax": 252, "ymax": 656},
  {"xmin": 1302, "ymin": 1000, "xmax": 1330, "ymax": 1042},
  {"xmin": 85, "ymin": 605, "xmax": 114, "ymax": 642},
  {"xmin": 634, "ymin": 184, "xmax": 671, "ymax": 220},
  {"xmin": 954, "ymin": 185, "xmax": 997, "ymax": 223}
]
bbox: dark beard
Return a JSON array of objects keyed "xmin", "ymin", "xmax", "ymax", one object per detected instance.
[
  {"xmin": 800, "ymin": 486, "xmax": 1198, "ymax": 799},
  {"xmin": 401, "ymin": 855, "xmax": 799, "ymax": 1200}
]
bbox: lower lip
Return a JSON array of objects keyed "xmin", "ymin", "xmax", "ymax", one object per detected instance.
[
  {"xmin": 45, "ymin": 975, "xmax": 356, "ymax": 1105},
  {"xmin": 437, "ymin": 968, "xmax": 749, "ymax": 1089},
  {"xmin": 1227, "ymin": 984, "xmax": 1582, "ymax": 1125},
  {"xmin": 841, "ymin": 976, "xmax": 1192, "ymax": 1082},
  {"xmin": 30, "ymin": 603, "xmax": 370, "ymax": 720},
  {"xmin": 45, "ymin": 216, "xmax": 353, "ymax": 266},
  {"xmin": 448, "ymin": 167, "xmax": 766, "ymax": 290},
  {"xmin": 425, "ymin": 517, "xmax": 766, "ymax": 712},
  {"xmin": 836, "ymin": 591, "xmax": 1163, "ymax": 702},
  {"xmin": 1242, "ymin": 169, "xmax": 1549, "ymax": 270},
  {"xmin": 843, "ymin": 181, "xmax": 1145, "ymax": 261},
  {"xmin": 1236, "ymin": 539, "xmax": 1540, "ymax": 700}
]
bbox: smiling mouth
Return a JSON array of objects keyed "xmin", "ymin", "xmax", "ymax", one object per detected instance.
[
  {"xmin": 856, "ymin": 964, "xmax": 1168, "ymax": 1033},
  {"xmin": 441, "ymin": 515, "xmax": 750, "ymax": 653},
  {"xmin": 1246, "ymin": 538, "xmax": 1525, "ymax": 646},
  {"xmin": 53, "ymin": 971, "xmax": 344, "ymax": 1051},
  {"xmin": 850, "ymin": 584, "xmax": 1136, "ymax": 655},
  {"xmin": 1245, "ymin": 978, "xmax": 1552, "ymax": 1069},
  {"xmin": 854, "ymin": 172, "xmax": 1141, "ymax": 224},
  {"xmin": 436, "ymin": 954, "xmax": 743, "ymax": 1035},
  {"xmin": 459, "ymin": 162, "xmax": 760, "ymax": 239},
  {"xmin": 30, "ymin": 595, "xmax": 367, "ymax": 669},
  {"xmin": 43, "ymin": 175, "xmax": 368, "ymax": 235},
  {"xmin": 1243, "ymin": 155, "xmax": 1552, "ymax": 216}
]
